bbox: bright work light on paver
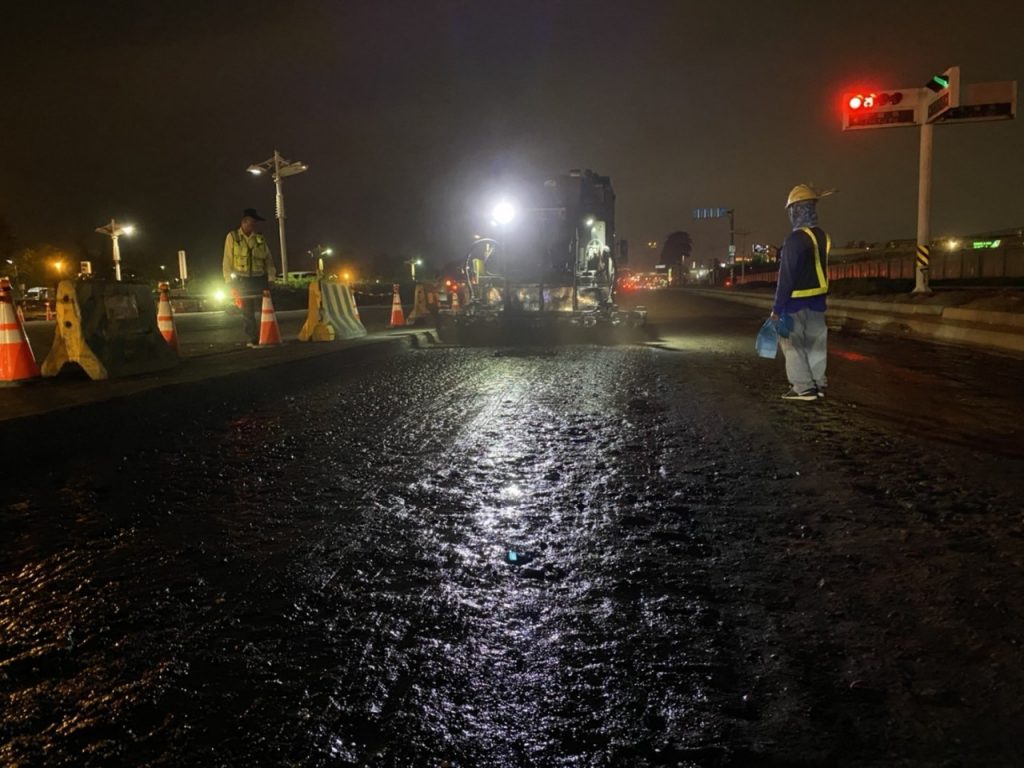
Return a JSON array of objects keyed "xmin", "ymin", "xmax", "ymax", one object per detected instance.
[{"xmin": 492, "ymin": 200, "xmax": 516, "ymax": 225}]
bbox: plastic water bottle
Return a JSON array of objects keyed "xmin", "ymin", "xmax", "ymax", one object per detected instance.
[{"xmin": 755, "ymin": 318, "xmax": 779, "ymax": 359}]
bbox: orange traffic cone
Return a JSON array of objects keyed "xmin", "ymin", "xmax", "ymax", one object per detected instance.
[
  {"xmin": 0, "ymin": 278, "xmax": 41, "ymax": 385},
  {"xmin": 388, "ymin": 284, "xmax": 405, "ymax": 328},
  {"xmin": 258, "ymin": 289, "xmax": 282, "ymax": 346},
  {"xmin": 156, "ymin": 282, "xmax": 179, "ymax": 353},
  {"xmin": 45, "ymin": 300, "xmax": 53, "ymax": 322},
  {"xmin": 450, "ymin": 287, "xmax": 460, "ymax": 313}
]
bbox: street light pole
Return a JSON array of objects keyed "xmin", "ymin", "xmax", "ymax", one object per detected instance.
[
  {"xmin": 273, "ymin": 150, "xmax": 289, "ymax": 279},
  {"xmin": 308, "ymin": 244, "xmax": 333, "ymax": 277},
  {"xmin": 95, "ymin": 219, "xmax": 135, "ymax": 281},
  {"xmin": 248, "ymin": 149, "xmax": 308, "ymax": 282}
]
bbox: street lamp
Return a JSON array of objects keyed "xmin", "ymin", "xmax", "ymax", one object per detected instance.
[
  {"xmin": 95, "ymin": 219, "xmax": 135, "ymax": 281},
  {"xmin": 405, "ymin": 257, "xmax": 424, "ymax": 281},
  {"xmin": 247, "ymin": 149, "xmax": 308, "ymax": 280},
  {"xmin": 308, "ymin": 244, "xmax": 333, "ymax": 276}
]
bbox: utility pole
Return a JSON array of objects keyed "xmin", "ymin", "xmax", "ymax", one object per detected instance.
[{"xmin": 247, "ymin": 150, "xmax": 308, "ymax": 282}]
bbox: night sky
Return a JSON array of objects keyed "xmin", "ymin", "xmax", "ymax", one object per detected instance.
[{"xmin": 2, "ymin": 0, "xmax": 1023, "ymax": 279}]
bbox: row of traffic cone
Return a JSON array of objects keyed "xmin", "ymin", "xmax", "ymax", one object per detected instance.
[
  {"xmin": 386, "ymin": 284, "xmax": 461, "ymax": 329},
  {"xmin": 161, "ymin": 282, "xmax": 281, "ymax": 349},
  {"xmin": 3, "ymin": 281, "xmax": 299, "ymax": 385},
  {"xmin": 0, "ymin": 282, "xmax": 191, "ymax": 386}
]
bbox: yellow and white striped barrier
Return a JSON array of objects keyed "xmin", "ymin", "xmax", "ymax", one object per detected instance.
[{"xmin": 298, "ymin": 280, "xmax": 367, "ymax": 342}]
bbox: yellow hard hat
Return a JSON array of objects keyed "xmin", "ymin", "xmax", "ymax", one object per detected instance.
[{"xmin": 785, "ymin": 184, "xmax": 836, "ymax": 209}]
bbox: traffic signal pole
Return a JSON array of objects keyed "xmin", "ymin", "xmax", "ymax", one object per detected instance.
[
  {"xmin": 842, "ymin": 66, "xmax": 1017, "ymax": 295},
  {"xmin": 914, "ymin": 121, "xmax": 934, "ymax": 293}
]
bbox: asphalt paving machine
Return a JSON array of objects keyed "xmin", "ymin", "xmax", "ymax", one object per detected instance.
[{"xmin": 437, "ymin": 169, "xmax": 645, "ymax": 343}]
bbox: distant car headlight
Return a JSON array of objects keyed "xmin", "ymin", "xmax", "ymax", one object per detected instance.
[{"xmin": 212, "ymin": 289, "xmax": 226, "ymax": 303}]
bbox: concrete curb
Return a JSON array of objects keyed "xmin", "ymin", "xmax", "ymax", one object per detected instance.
[{"xmin": 687, "ymin": 289, "xmax": 1024, "ymax": 356}]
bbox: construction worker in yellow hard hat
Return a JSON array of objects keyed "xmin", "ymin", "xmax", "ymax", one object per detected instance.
[{"xmin": 771, "ymin": 184, "xmax": 835, "ymax": 401}]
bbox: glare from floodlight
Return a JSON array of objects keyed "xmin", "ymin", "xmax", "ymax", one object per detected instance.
[{"xmin": 492, "ymin": 200, "xmax": 516, "ymax": 226}]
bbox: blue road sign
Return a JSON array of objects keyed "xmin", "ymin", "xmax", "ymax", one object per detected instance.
[{"xmin": 693, "ymin": 207, "xmax": 730, "ymax": 220}]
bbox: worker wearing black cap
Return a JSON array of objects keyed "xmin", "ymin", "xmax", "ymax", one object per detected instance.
[{"xmin": 223, "ymin": 209, "xmax": 278, "ymax": 345}]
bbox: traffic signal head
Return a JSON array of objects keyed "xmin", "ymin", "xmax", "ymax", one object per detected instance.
[
  {"xmin": 923, "ymin": 66, "xmax": 960, "ymax": 121},
  {"xmin": 846, "ymin": 91, "xmax": 904, "ymax": 111},
  {"xmin": 842, "ymin": 89, "xmax": 919, "ymax": 130}
]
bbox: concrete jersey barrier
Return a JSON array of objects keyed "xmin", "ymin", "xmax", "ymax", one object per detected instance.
[
  {"xmin": 298, "ymin": 280, "xmax": 367, "ymax": 342},
  {"xmin": 688, "ymin": 288, "xmax": 1024, "ymax": 356},
  {"xmin": 42, "ymin": 279, "xmax": 180, "ymax": 380}
]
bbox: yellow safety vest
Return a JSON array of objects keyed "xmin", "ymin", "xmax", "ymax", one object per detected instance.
[
  {"xmin": 231, "ymin": 230, "xmax": 271, "ymax": 277},
  {"xmin": 790, "ymin": 226, "xmax": 831, "ymax": 298}
]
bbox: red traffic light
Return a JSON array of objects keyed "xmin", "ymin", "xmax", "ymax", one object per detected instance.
[
  {"xmin": 847, "ymin": 91, "xmax": 904, "ymax": 111},
  {"xmin": 847, "ymin": 93, "xmax": 876, "ymax": 110}
]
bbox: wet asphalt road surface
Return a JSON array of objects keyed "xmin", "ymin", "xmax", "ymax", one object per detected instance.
[{"xmin": 2, "ymin": 291, "xmax": 1024, "ymax": 766}]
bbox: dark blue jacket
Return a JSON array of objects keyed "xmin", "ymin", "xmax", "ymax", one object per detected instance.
[{"xmin": 773, "ymin": 227, "xmax": 829, "ymax": 315}]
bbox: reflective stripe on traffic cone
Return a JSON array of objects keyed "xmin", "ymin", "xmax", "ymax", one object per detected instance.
[
  {"xmin": 258, "ymin": 289, "xmax": 282, "ymax": 346},
  {"xmin": 156, "ymin": 282, "xmax": 179, "ymax": 354},
  {"xmin": 0, "ymin": 278, "xmax": 41, "ymax": 385},
  {"xmin": 388, "ymin": 284, "xmax": 405, "ymax": 328}
]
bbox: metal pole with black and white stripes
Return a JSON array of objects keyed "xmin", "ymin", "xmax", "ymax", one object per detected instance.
[{"xmin": 914, "ymin": 121, "xmax": 934, "ymax": 293}]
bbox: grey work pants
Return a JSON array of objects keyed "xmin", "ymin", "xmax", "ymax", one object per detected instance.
[
  {"xmin": 232, "ymin": 275, "xmax": 268, "ymax": 344},
  {"xmin": 779, "ymin": 309, "xmax": 828, "ymax": 392}
]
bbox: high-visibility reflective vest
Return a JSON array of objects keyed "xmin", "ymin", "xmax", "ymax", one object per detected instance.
[
  {"xmin": 791, "ymin": 226, "xmax": 830, "ymax": 298},
  {"xmin": 230, "ymin": 230, "xmax": 271, "ymax": 277}
]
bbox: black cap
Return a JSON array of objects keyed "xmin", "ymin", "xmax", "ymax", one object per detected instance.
[{"xmin": 242, "ymin": 208, "xmax": 266, "ymax": 221}]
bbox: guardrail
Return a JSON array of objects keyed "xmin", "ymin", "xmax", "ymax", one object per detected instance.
[{"xmin": 734, "ymin": 244, "xmax": 1024, "ymax": 285}]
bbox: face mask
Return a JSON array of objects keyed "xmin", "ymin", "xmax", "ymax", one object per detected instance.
[{"xmin": 788, "ymin": 201, "xmax": 818, "ymax": 229}]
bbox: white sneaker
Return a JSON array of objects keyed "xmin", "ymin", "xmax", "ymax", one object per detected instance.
[{"xmin": 781, "ymin": 388, "xmax": 817, "ymax": 401}]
